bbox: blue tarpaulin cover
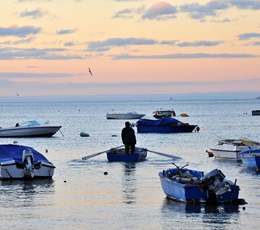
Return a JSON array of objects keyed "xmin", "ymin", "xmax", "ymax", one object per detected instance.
[
  {"xmin": 136, "ymin": 117, "xmax": 180, "ymax": 126},
  {"xmin": 0, "ymin": 144, "xmax": 49, "ymax": 165}
]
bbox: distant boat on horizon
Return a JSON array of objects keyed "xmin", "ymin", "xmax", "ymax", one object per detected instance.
[{"xmin": 256, "ymin": 96, "xmax": 260, "ymax": 99}]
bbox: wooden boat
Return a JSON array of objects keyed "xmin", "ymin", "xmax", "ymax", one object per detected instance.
[
  {"xmin": 136, "ymin": 117, "xmax": 199, "ymax": 133},
  {"xmin": 106, "ymin": 112, "xmax": 145, "ymax": 120},
  {"xmin": 0, "ymin": 144, "xmax": 55, "ymax": 179},
  {"xmin": 252, "ymin": 110, "xmax": 260, "ymax": 116},
  {"xmin": 210, "ymin": 138, "xmax": 260, "ymax": 161},
  {"xmin": 106, "ymin": 146, "xmax": 147, "ymax": 162},
  {"xmin": 0, "ymin": 120, "xmax": 62, "ymax": 137},
  {"xmin": 240, "ymin": 149, "xmax": 260, "ymax": 170},
  {"xmin": 153, "ymin": 109, "xmax": 176, "ymax": 119},
  {"xmin": 159, "ymin": 164, "xmax": 241, "ymax": 204}
]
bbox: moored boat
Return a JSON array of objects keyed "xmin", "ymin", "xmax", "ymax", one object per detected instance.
[
  {"xmin": 136, "ymin": 117, "xmax": 199, "ymax": 133},
  {"xmin": 106, "ymin": 146, "xmax": 147, "ymax": 162},
  {"xmin": 106, "ymin": 112, "xmax": 145, "ymax": 120},
  {"xmin": 159, "ymin": 164, "xmax": 241, "ymax": 204},
  {"xmin": 153, "ymin": 109, "xmax": 176, "ymax": 119},
  {"xmin": 0, "ymin": 120, "xmax": 62, "ymax": 137},
  {"xmin": 0, "ymin": 144, "xmax": 55, "ymax": 179},
  {"xmin": 240, "ymin": 149, "xmax": 260, "ymax": 170},
  {"xmin": 252, "ymin": 110, "xmax": 260, "ymax": 116},
  {"xmin": 209, "ymin": 138, "xmax": 260, "ymax": 161}
]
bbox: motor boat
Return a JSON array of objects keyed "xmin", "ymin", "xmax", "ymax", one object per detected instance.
[
  {"xmin": 136, "ymin": 117, "xmax": 199, "ymax": 133},
  {"xmin": 0, "ymin": 144, "xmax": 55, "ymax": 179},
  {"xmin": 159, "ymin": 163, "xmax": 242, "ymax": 204},
  {"xmin": 153, "ymin": 109, "xmax": 176, "ymax": 119},
  {"xmin": 106, "ymin": 111, "xmax": 145, "ymax": 119},
  {"xmin": 0, "ymin": 120, "xmax": 62, "ymax": 137},
  {"xmin": 209, "ymin": 138, "xmax": 260, "ymax": 161}
]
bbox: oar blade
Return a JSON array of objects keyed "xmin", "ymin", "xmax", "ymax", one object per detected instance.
[{"xmin": 146, "ymin": 149, "xmax": 182, "ymax": 160}]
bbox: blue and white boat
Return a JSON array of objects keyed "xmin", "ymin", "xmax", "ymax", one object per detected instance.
[
  {"xmin": 240, "ymin": 149, "xmax": 260, "ymax": 170},
  {"xmin": 0, "ymin": 144, "xmax": 55, "ymax": 179},
  {"xmin": 136, "ymin": 117, "xmax": 199, "ymax": 133},
  {"xmin": 106, "ymin": 146, "xmax": 147, "ymax": 162},
  {"xmin": 159, "ymin": 164, "xmax": 240, "ymax": 203}
]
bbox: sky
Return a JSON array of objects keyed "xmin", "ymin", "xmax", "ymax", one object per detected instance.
[{"xmin": 1, "ymin": 0, "xmax": 260, "ymax": 99}]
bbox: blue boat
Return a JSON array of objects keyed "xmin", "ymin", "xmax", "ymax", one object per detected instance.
[
  {"xmin": 0, "ymin": 144, "xmax": 55, "ymax": 179},
  {"xmin": 240, "ymin": 149, "xmax": 260, "ymax": 170},
  {"xmin": 136, "ymin": 117, "xmax": 199, "ymax": 133},
  {"xmin": 159, "ymin": 164, "xmax": 240, "ymax": 203},
  {"xmin": 106, "ymin": 146, "xmax": 147, "ymax": 162}
]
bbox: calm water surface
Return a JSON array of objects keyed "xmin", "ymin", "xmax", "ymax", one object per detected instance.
[{"xmin": 0, "ymin": 99, "xmax": 259, "ymax": 229}]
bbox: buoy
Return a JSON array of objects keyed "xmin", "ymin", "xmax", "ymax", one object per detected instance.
[
  {"xmin": 196, "ymin": 126, "xmax": 200, "ymax": 132},
  {"xmin": 80, "ymin": 132, "xmax": 89, "ymax": 137},
  {"xmin": 104, "ymin": 172, "xmax": 108, "ymax": 175},
  {"xmin": 180, "ymin": 113, "xmax": 189, "ymax": 117},
  {"xmin": 46, "ymin": 149, "xmax": 48, "ymax": 153}
]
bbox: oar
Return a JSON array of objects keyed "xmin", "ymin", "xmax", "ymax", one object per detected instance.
[
  {"xmin": 82, "ymin": 145, "xmax": 124, "ymax": 160},
  {"xmin": 145, "ymin": 149, "xmax": 182, "ymax": 160}
]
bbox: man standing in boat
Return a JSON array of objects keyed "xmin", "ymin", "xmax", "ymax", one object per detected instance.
[{"xmin": 121, "ymin": 121, "xmax": 136, "ymax": 154}]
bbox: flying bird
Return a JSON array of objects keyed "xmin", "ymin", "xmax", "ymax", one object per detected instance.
[{"xmin": 88, "ymin": 67, "xmax": 92, "ymax": 76}]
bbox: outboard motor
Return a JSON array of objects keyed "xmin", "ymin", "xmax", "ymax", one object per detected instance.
[
  {"xmin": 200, "ymin": 169, "xmax": 231, "ymax": 197},
  {"xmin": 22, "ymin": 149, "xmax": 35, "ymax": 178}
]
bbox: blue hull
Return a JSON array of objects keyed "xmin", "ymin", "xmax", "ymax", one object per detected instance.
[
  {"xmin": 137, "ymin": 125, "xmax": 197, "ymax": 133},
  {"xmin": 241, "ymin": 149, "xmax": 260, "ymax": 170},
  {"xmin": 106, "ymin": 147, "xmax": 147, "ymax": 162},
  {"xmin": 159, "ymin": 168, "xmax": 240, "ymax": 203}
]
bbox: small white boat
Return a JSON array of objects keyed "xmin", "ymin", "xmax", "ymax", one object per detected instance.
[
  {"xmin": 106, "ymin": 111, "xmax": 145, "ymax": 120},
  {"xmin": 209, "ymin": 138, "xmax": 260, "ymax": 161},
  {"xmin": 0, "ymin": 120, "xmax": 62, "ymax": 137},
  {"xmin": 153, "ymin": 109, "xmax": 176, "ymax": 119},
  {"xmin": 0, "ymin": 144, "xmax": 55, "ymax": 179}
]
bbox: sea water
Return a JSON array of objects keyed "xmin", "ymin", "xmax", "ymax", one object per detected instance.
[{"xmin": 0, "ymin": 99, "xmax": 259, "ymax": 229}]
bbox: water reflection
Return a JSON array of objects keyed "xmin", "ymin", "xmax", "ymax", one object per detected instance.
[
  {"xmin": 121, "ymin": 162, "xmax": 137, "ymax": 205},
  {"xmin": 162, "ymin": 198, "xmax": 240, "ymax": 214},
  {"xmin": 0, "ymin": 179, "xmax": 55, "ymax": 208}
]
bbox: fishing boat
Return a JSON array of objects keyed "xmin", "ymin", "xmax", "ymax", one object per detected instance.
[
  {"xmin": 252, "ymin": 110, "xmax": 260, "ymax": 116},
  {"xmin": 106, "ymin": 111, "xmax": 145, "ymax": 120},
  {"xmin": 0, "ymin": 144, "xmax": 55, "ymax": 179},
  {"xmin": 240, "ymin": 149, "xmax": 260, "ymax": 170},
  {"xmin": 106, "ymin": 146, "xmax": 147, "ymax": 162},
  {"xmin": 209, "ymin": 138, "xmax": 260, "ymax": 161},
  {"xmin": 136, "ymin": 117, "xmax": 199, "ymax": 133},
  {"xmin": 153, "ymin": 109, "xmax": 176, "ymax": 119},
  {"xmin": 159, "ymin": 163, "xmax": 241, "ymax": 204},
  {"xmin": 0, "ymin": 120, "xmax": 62, "ymax": 137}
]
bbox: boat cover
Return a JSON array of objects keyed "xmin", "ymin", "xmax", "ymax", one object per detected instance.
[
  {"xmin": 0, "ymin": 144, "xmax": 49, "ymax": 164},
  {"xmin": 136, "ymin": 117, "xmax": 180, "ymax": 126}
]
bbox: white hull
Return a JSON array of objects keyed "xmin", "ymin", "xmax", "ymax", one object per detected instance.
[
  {"xmin": 0, "ymin": 126, "xmax": 61, "ymax": 137},
  {"xmin": 210, "ymin": 139, "xmax": 260, "ymax": 161},
  {"xmin": 0, "ymin": 160, "xmax": 55, "ymax": 179},
  {"xmin": 106, "ymin": 113, "xmax": 145, "ymax": 119}
]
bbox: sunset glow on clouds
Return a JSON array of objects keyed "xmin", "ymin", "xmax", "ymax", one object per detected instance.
[{"xmin": 0, "ymin": 0, "xmax": 260, "ymax": 98}]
